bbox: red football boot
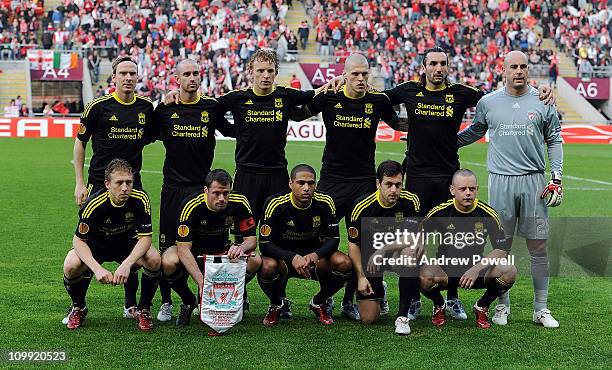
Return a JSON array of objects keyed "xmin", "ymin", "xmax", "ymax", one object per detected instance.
[
  {"xmin": 66, "ymin": 307, "xmax": 87, "ymax": 330},
  {"xmin": 473, "ymin": 304, "xmax": 491, "ymax": 329},
  {"xmin": 263, "ymin": 305, "xmax": 281, "ymax": 327},
  {"xmin": 431, "ymin": 305, "xmax": 447, "ymax": 327},
  {"xmin": 137, "ymin": 309, "xmax": 154, "ymax": 331},
  {"xmin": 309, "ymin": 299, "xmax": 334, "ymax": 325}
]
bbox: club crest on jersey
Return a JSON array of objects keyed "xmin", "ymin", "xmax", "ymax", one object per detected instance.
[
  {"xmin": 138, "ymin": 112, "xmax": 146, "ymax": 125},
  {"xmin": 445, "ymin": 94, "xmax": 454, "ymax": 103},
  {"xmin": 160, "ymin": 234, "xmax": 166, "ymax": 244},
  {"xmin": 78, "ymin": 124, "xmax": 86, "ymax": 134},
  {"xmin": 395, "ymin": 212, "xmax": 404, "ymax": 222},
  {"xmin": 225, "ymin": 216, "xmax": 233, "ymax": 226},
  {"xmin": 313, "ymin": 216, "xmax": 321, "ymax": 227},
  {"xmin": 475, "ymin": 222, "xmax": 484, "ymax": 233},
  {"xmin": 125, "ymin": 212, "xmax": 134, "ymax": 223},
  {"xmin": 178, "ymin": 225, "xmax": 190, "ymax": 237},
  {"xmin": 260, "ymin": 224, "xmax": 271, "ymax": 237},
  {"xmin": 528, "ymin": 112, "xmax": 536, "ymax": 121},
  {"xmin": 201, "ymin": 110, "xmax": 209, "ymax": 123},
  {"xmin": 275, "ymin": 98, "xmax": 283, "ymax": 108},
  {"xmin": 348, "ymin": 226, "xmax": 359, "ymax": 239},
  {"xmin": 364, "ymin": 103, "xmax": 373, "ymax": 114}
]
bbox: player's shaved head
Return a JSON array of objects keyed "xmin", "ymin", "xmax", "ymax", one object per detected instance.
[
  {"xmin": 344, "ymin": 53, "xmax": 369, "ymax": 72},
  {"xmin": 343, "ymin": 53, "xmax": 369, "ymax": 97},
  {"xmin": 176, "ymin": 58, "xmax": 199, "ymax": 75},
  {"xmin": 503, "ymin": 50, "xmax": 529, "ymax": 94},
  {"xmin": 452, "ymin": 168, "xmax": 477, "ymax": 186},
  {"xmin": 504, "ymin": 51, "xmax": 528, "ymax": 67}
]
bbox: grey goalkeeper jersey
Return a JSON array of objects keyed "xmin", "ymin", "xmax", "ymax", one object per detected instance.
[{"xmin": 458, "ymin": 86, "xmax": 563, "ymax": 176}]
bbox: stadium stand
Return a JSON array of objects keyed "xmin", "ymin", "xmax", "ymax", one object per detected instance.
[
  {"xmin": 2, "ymin": 0, "xmax": 610, "ymax": 124},
  {"xmin": 38, "ymin": 0, "xmax": 295, "ymax": 103}
]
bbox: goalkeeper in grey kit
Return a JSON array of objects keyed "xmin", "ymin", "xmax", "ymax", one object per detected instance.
[{"xmin": 457, "ymin": 51, "xmax": 563, "ymax": 328}]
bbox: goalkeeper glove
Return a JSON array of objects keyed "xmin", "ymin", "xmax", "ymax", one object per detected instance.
[{"xmin": 540, "ymin": 172, "xmax": 563, "ymax": 207}]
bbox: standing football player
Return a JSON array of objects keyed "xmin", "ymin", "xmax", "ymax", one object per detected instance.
[{"xmin": 458, "ymin": 50, "xmax": 563, "ymax": 328}]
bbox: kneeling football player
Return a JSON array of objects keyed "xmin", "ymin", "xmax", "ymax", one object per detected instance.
[
  {"xmin": 62, "ymin": 159, "xmax": 161, "ymax": 331},
  {"xmin": 422, "ymin": 169, "xmax": 517, "ymax": 329},
  {"xmin": 162, "ymin": 169, "xmax": 262, "ymax": 327},
  {"xmin": 347, "ymin": 160, "xmax": 435, "ymax": 335},
  {"xmin": 257, "ymin": 164, "xmax": 352, "ymax": 326}
]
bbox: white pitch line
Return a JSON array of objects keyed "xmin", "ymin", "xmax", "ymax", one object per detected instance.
[
  {"xmin": 453, "ymin": 161, "xmax": 612, "ymax": 187},
  {"xmin": 563, "ymin": 175, "xmax": 612, "ymax": 186}
]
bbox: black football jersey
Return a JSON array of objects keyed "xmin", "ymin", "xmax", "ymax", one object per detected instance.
[
  {"xmin": 176, "ymin": 192, "xmax": 256, "ymax": 255},
  {"xmin": 78, "ymin": 92, "xmax": 154, "ymax": 185},
  {"xmin": 150, "ymin": 95, "xmax": 231, "ymax": 186},
  {"xmin": 346, "ymin": 190, "xmax": 421, "ymax": 245},
  {"xmin": 305, "ymin": 87, "xmax": 399, "ymax": 182},
  {"xmin": 422, "ymin": 198, "xmax": 510, "ymax": 258},
  {"xmin": 259, "ymin": 191, "xmax": 339, "ymax": 255},
  {"xmin": 385, "ymin": 81, "xmax": 483, "ymax": 177},
  {"xmin": 75, "ymin": 188, "xmax": 152, "ymax": 248},
  {"xmin": 217, "ymin": 86, "xmax": 314, "ymax": 172}
]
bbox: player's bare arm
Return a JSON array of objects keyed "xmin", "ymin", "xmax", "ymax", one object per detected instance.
[
  {"xmin": 177, "ymin": 241, "xmax": 204, "ymax": 289},
  {"xmin": 72, "ymin": 235, "xmax": 113, "ymax": 284}
]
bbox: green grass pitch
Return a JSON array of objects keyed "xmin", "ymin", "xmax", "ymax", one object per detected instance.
[{"xmin": 0, "ymin": 139, "xmax": 610, "ymax": 368}]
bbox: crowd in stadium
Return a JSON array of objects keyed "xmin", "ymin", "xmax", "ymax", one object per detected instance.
[
  {"xmin": 4, "ymin": 0, "xmax": 612, "ymax": 111},
  {"xmin": 305, "ymin": 0, "xmax": 611, "ymax": 90},
  {"xmin": 31, "ymin": 0, "xmax": 296, "ymax": 102}
]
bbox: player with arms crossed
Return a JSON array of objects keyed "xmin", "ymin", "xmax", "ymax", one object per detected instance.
[
  {"xmin": 257, "ymin": 164, "xmax": 352, "ymax": 327},
  {"xmin": 458, "ymin": 51, "xmax": 563, "ymax": 328},
  {"xmin": 63, "ymin": 159, "xmax": 161, "ymax": 331},
  {"xmin": 149, "ymin": 59, "xmax": 234, "ymax": 322},
  {"xmin": 163, "ymin": 169, "xmax": 261, "ymax": 327},
  {"xmin": 346, "ymin": 160, "xmax": 426, "ymax": 335},
  {"xmin": 73, "ymin": 56, "xmax": 155, "ymax": 319},
  {"xmin": 423, "ymin": 169, "xmax": 517, "ymax": 328}
]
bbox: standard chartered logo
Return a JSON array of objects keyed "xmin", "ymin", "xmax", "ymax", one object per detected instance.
[
  {"xmin": 414, "ymin": 102, "xmax": 453, "ymax": 117},
  {"xmin": 498, "ymin": 123, "xmax": 529, "ymax": 136},
  {"xmin": 245, "ymin": 109, "xmax": 282, "ymax": 123}
]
